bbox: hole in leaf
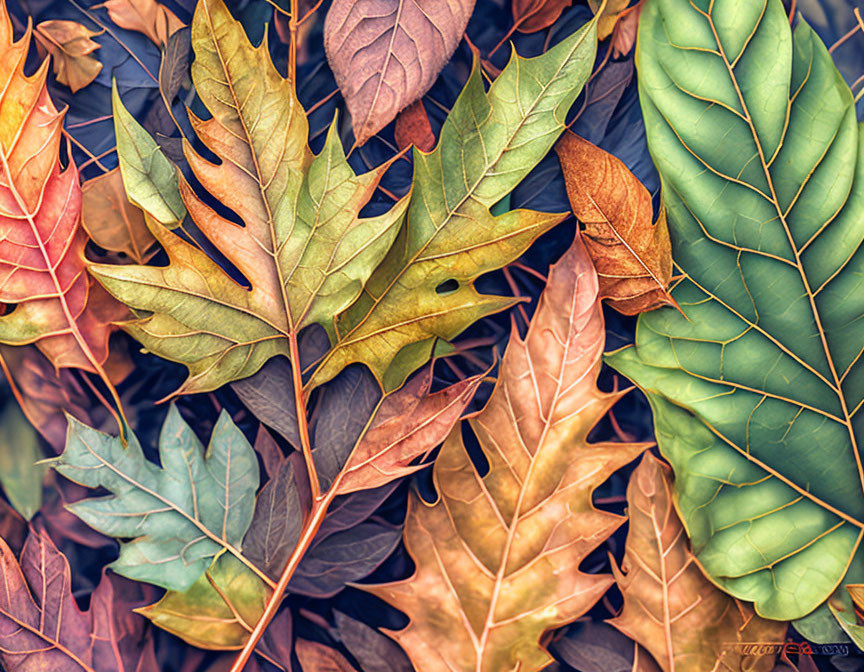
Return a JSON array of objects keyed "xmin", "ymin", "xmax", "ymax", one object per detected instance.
[{"xmin": 435, "ymin": 279, "xmax": 459, "ymax": 295}]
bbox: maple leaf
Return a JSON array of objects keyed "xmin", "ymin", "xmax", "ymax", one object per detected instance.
[
  {"xmin": 0, "ymin": 2, "xmax": 127, "ymax": 378},
  {"xmin": 556, "ymin": 132, "xmax": 673, "ymax": 315},
  {"xmin": 91, "ymin": 0, "xmax": 409, "ymax": 396},
  {"xmin": 365, "ymin": 236, "xmax": 649, "ymax": 672},
  {"xmin": 609, "ymin": 452, "xmax": 787, "ymax": 672},
  {"xmin": 34, "ymin": 20, "xmax": 102, "ymax": 93},
  {"xmin": 323, "ymin": 0, "xmax": 475, "ymax": 145}
]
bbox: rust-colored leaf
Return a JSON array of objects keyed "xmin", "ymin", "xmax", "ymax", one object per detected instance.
[
  {"xmin": 0, "ymin": 3, "xmax": 128, "ymax": 375},
  {"xmin": 34, "ymin": 20, "xmax": 102, "ymax": 93},
  {"xmin": 81, "ymin": 168, "xmax": 157, "ymax": 264},
  {"xmin": 512, "ymin": 0, "xmax": 572, "ymax": 33},
  {"xmin": 296, "ymin": 639, "xmax": 355, "ymax": 672},
  {"xmin": 324, "ymin": 0, "xmax": 475, "ymax": 145},
  {"xmin": 94, "ymin": 0, "xmax": 184, "ymax": 46},
  {"xmin": 394, "ymin": 100, "xmax": 435, "ymax": 152},
  {"xmin": 556, "ymin": 132, "xmax": 673, "ymax": 315},
  {"xmin": 611, "ymin": 3, "xmax": 641, "ymax": 57},
  {"xmin": 365, "ymin": 236, "xmax": 649, "ymax": 672},
  {"xmin": 609, "ymin": 453, "xmax": 787, "ymax": 672}
]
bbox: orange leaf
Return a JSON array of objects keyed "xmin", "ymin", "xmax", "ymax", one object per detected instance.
[
  {"xmin": 513, "ymin": 0, "xmax": 572, "ymax": 33},
  {"xmin": 394, "ymin": 100, "xmax": 435, "ymax": 152},
  {"xmin": 34, "ymin": 20, "xmax": 102, "ymax": 93},
  {"xmin": 81, "ymin": 168, "xmax": 156, "ymax": 264},
  {"xmin": 365, "ymin": 236, "xmax": 649, "ymax": 672},
  {"xmin": 0, "ymin": 2, "xmax": 128, "ymax": 375},
  {"xmin": 94, "ymin": 0, "xmax": 184, "ymax": 46},
  {"xmin": 609, "ymin": 453, "xmax": 787, "ymax": 672},
  {"xmin": 556, "ymin": 132, "xmax": 673, "ymax": 315}
]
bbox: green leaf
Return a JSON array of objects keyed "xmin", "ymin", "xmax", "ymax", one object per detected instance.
[
  {"xmin": 311, "ymin": 18, "xmax": 598, "ymax": 391},
  {"xmin": 0, "ymin": 402, "xmax": 45, "ymax": 520},
  {"xmin": 606, "ymin": 0, "xmax": 864, "ymax": 622},
  {"xmin": 91, "ymin": 0, "xmax": 408, "ymax": 395},
  {"xmin": 50, "ymin": 405, "xmax": 261, "ymax": 591},
  {"xmin": 112, "ymin": 81, "xmax": 185, "ymax": 227}
]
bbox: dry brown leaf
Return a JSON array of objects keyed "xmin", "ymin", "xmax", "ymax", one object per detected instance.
[
  {"xmin": 82, "ymin": 168, "xmax": 157, "ymax": 264},
  {"xmin": 394, "ymin": 100, "xmax": 435, "ymax": 152},
  {"xmin": 556, "ymin": 132, "xmax": 673, "ymax": 315},
  {"xmin": 94, "ymin": 0, "xmax": 184, "ymax": 46},
  {"xmin": 512, "ymin": 0, "xmax": 572, "ymax": 33},
  {"xmin": 589, "ymin": 0, "xmax": 630, "ymax": 40},
  {"xmin": 324, "ymin": 0, "xmax": 475, "ymax": 145},
  {"xmin": 612, "ymin": 2, "xmax": 642, "ymax": 56},
  {"xmin": 365, "ymin": 236, "xmax": 649, "ymax": 672},
  {"xmin": 609, "ymin": 453, "xmax": 788, "ymax": 672},
  {"xmin": 34, "ymin": 20, "xmax": 102, "ymax": 93},
  {"xmin": 296, "ymin": 639, "xmax": 355, "ymax": 671}
]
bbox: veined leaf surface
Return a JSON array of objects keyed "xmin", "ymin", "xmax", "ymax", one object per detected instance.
[
  {"xmin": 312, "ymin": 16, "xmax": 598, "ymax": 391},
  {"xmin": 90, "ymin": 0, "xmax": 408, "ymax": 395},
  {"xmin": 607, "ymin": 0, "xmax": 864, "ymax": 622},
  {"xmin": 366, "ymin": 237, "xmax": 648, "ymax": 671}
]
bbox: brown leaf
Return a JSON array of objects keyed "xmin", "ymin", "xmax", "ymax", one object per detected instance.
[
  {"xmin": 609, "ymin": 452, "xmax": 787, "ymax": 672},
  {"xmin": 296, "ymin": 639, "xmax": 356, "ymax": 672},
  {"xmin": 556, "ymin": 132, "xmax": 673, "ymax": 315},
  {"xmin": 334, "ymin": 366, "xmax": 483, "ymax": 495},
  {"xmin": 82, "ymin": 168, "xmax": 157, "ymax": 264},
  {"xmin": 0, "ymin": 528, "xmax": 93, "ymax": 671},
  {"xmin": 611, "ymin": 3, "xmax": 641, "ymax": 57},
  {"xmin": 34, "ymin": 20, "xmax": 102, "ymax": 93},
  {"xmin": 512, "ymin": 0, "xmax": 572, "ymax": 33},
  {"xmin": 365, "ymin": 236, "xmax": 649, "ymax": 672},
  {"xmin": 94, "ymin": 0, "xmax": 184, "ymax": 46},
  {"xmin": 324, "ymin": 0, "xmax": 475, "ymax": 145},
  {"xmin": 394, "ymin": 100, "xmax": 435, "ymax": 152},
  {"xmin": 588, "ymin": 0, "xmax": 630, "ymax": 40}
]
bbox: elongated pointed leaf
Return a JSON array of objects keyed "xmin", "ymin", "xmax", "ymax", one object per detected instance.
[
  {"xmin": 0, "ymin": 3, "xmax": 126, "ymax": 372},
  {"xmin": 312, "ymin": 17, "xmax": 599, "ymax": 391},
  {"xmin": 91, "ymin": 0, "xmax": 408, "ymax": 395},
  {"xmin": 607, "ymin": 0, "xmax": 864, "ymax": 622},
  {"xmin": 50, "ymin": 405, "xmax": 260, "ymax": 591},
  {"xmin": 366, "ymin": 237, "xmax": 648, "ymax": 672},
  {"xmin": 609, "ymin": 453, "xmax": 786, "ymax": 672}
]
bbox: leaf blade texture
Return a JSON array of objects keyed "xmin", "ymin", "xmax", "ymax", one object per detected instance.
[
  {"xmin": 366, "ymin": 236, "xmax": 648, "ymax": 671},
  {"xmin": 606, "ymin": 0, "xmax": 864, "ymax": 622},
  {"xmin": 51, "ymin": 405, "xmax": 260, "ymax": 591},
  {"xmin": 324, "ymin": 0, "xmax": 476, "ymax": 145}
]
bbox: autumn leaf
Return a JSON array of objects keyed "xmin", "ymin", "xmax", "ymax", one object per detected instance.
[
  {"xmin": 34, "ymin": 20, "xmax": 102, "ymax": 93},
  {"xmin": 394, "ymin": 101, "xmax": 436, "ymax": 152},
  {"xmin": 589, "ymin": 0, "xmax": 630, "ymax": 40},
  {"xmin": 49, "ymin": 405, "xmax": 264, "ymax": 592},
  {"xmin": 323, "ymin": 0, "xmax": 475, "ymax": 145},
  {"xmin": 609, "ymin": 452, "xmax": 787, "ymax": 672},
  {"xmin": 312, "ymin": 16, "xmax": 599, "ymax": 391},
  {"xmin": 365, "ymin": 236, "xmax": 649, "ymax": 672},
  {"xmin": 82, "ymin": 168, "xmax": 157, "ymax": 264},
  {"xmin": 556, "ymin": 132, "xmax": 672, "ymax": 315},
  {"xmin": 94, "ymin": 0, "xmax": 184, "ymax": 46},
  {"xmin": 91, "ymin": 0, "xmax": 409, "ymax": 396},
  {"xmin": 0, "ymin": 2, "xmax": 127, "ymax": 379},
  {"xmin": 296, "ymin": 639, "xmax": 356, "ymax": 672},
  {"xmin": 512, "ymin": 0, "xmax": 572, "ymax": 34}
]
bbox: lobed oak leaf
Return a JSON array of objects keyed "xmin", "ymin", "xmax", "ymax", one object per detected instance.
[
  {"xmin": 0, "ymin": 2, "xmax": 128, "ymax": 375},
  {"xmin": 609, "ymin": 452, "xmax": 787, "ymax": 672},
  {"xmin": 323, "ymin": 0, "xmax": 475, "ymax": 146},
  {"xmin": 34, "ymin": 20, "xmax": 102, "ymax": 93},
  {"xmin": 556, "ymin": 132, "xmax": 673, "ymax": 315},
  {"xmin": 364, "ymin": 236, "xmax": 650, "ymax": 672}
]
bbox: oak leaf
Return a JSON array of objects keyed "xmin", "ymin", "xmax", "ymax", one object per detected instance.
[
  {"xmin": 0, "ymin": 3, "xmax": 127, "ymax": 375},
  {"xmin": 34, "ymin": 20, "xmax": 102, "ymax": 93},
  {"xmin": 609, "ymin": 452, "xmax": 787, "ymax": 672},
  {"xmin": 324, "ymin": 0, "xmax": 475, "ymax": 145},
  {"xmin": 556, "ymin": 132, "xmax": 672, "ymax": 314},
  {"xmin": 82, "ymin": 168, "xmax": 157, "ymax": 264},
  {"xmin": 95, "ymin": 0, "xmax": 184, "ymax": 46},
  {"xmin": 365, "ymin": 236, "xmax": 649, "ymax": 672}
]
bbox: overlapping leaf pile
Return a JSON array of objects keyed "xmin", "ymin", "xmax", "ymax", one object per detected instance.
[{"xmin": 0, "ymin": 0, "xmax": 861, "ymax": 669}]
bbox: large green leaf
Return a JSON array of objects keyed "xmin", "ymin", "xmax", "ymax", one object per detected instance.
[
  {"xmin": 49, "ymin": 405, "xmax": 261, "ymax": 591},
  {"xmin": 607, "ymin": 0, "xmax": 864, "ymax": 622},
  {"xmin": 311, "ymin": 19, "xmax": 598, "ymax": 391}
]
